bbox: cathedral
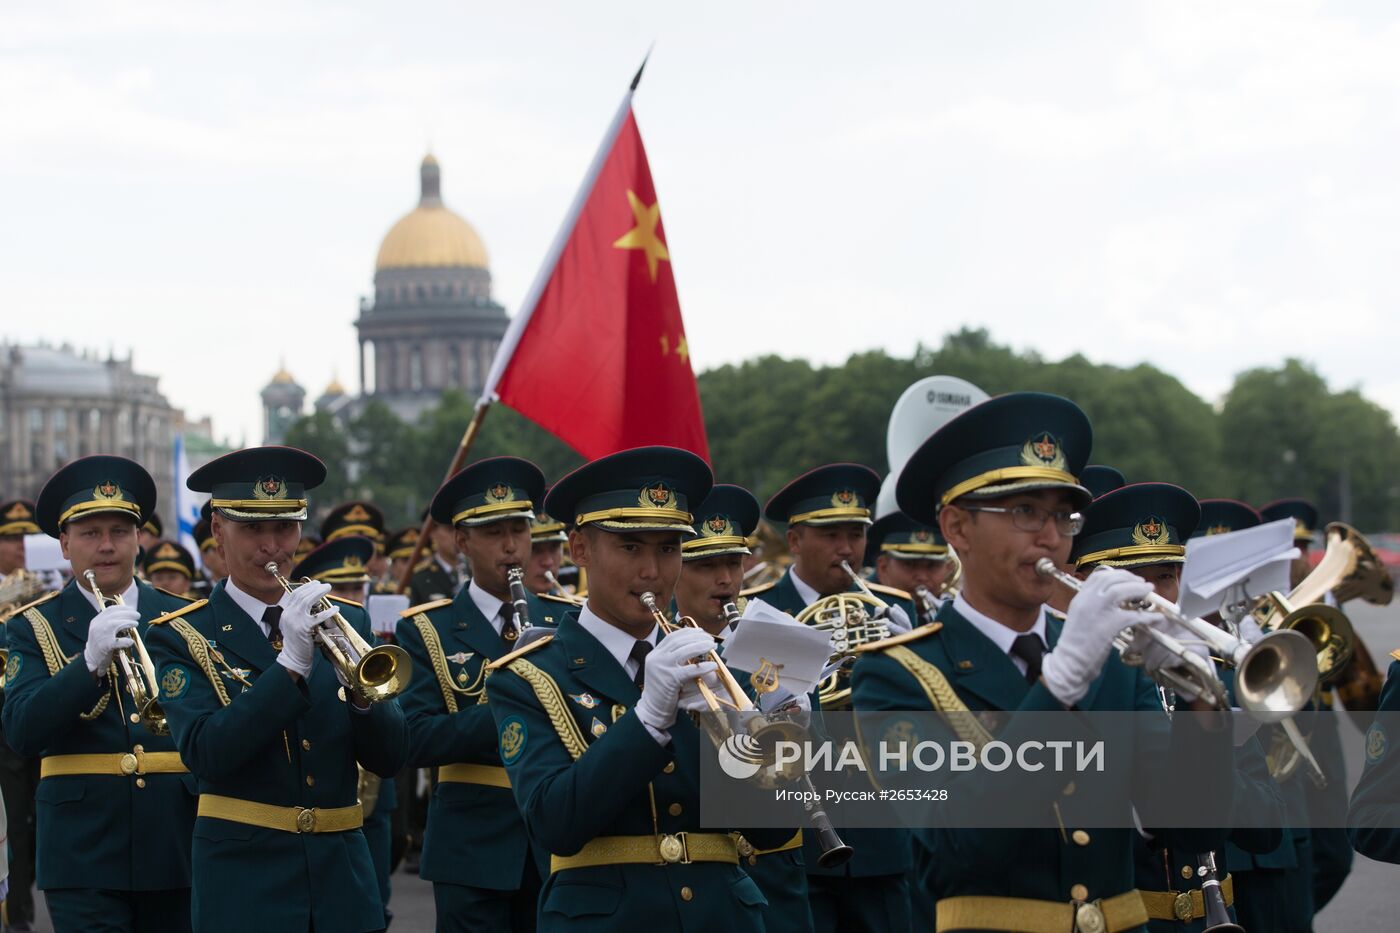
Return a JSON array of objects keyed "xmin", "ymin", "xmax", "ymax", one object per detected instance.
[{"xmin": 262, "ymin": 154, "xmax": 509, "ymax": 441}]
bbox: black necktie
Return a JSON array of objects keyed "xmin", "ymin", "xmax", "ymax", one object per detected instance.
[
  {"xmin": 263, "ymin": 605, "xmax": 283, "ymax": 650},
  {"xmin": 500, "ymin": 605, "xmax": 519, "ymax": 643},
  {"xmin": 1010, "ymin": 633, "xmax": 1046, "ymax": 685},
  {"xmin": 629, "ymin": 640, "xmax": 652, "ymax": 689}
]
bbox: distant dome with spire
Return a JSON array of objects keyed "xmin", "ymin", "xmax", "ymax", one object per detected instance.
[{"xmin": 375, "ymin": 155, "xmax": 489, "ymax": 271}]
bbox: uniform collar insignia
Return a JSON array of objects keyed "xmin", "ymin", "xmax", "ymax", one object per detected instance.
[{"xmin": 569, "ymin": 691, "xmax": 600, "ymax": 709}]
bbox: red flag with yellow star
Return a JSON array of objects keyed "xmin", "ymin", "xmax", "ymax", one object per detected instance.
[{"xmin": 480, "ymin": 92, "xmax": 709, "ymax": 461}]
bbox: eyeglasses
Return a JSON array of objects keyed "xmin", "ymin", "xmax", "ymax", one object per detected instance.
[{"xmin": 959, "ymin": 503, "xmax": 1084, "ymax": 537}]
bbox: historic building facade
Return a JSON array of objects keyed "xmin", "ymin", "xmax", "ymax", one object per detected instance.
[{"xmin": 0, "ymin": 343, "xmax": 184, "ymax": 511}]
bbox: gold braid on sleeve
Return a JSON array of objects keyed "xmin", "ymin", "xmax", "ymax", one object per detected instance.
[
  {"xmin": 24, "ymin": 607, "xmax": 112, "ymax": 720},
  {"xmin": 885, "ymin": 645, "xmax": 992, "ymax": 749},
  {"xmin": 169, "ymin": 618, "xmax": 233, "ymax": 707},
  {"xmin": 503, "ymin": 657, "xmax": 589, "ymax": 761}
]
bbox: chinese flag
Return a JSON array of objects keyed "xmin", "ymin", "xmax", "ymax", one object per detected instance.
[{"xmin": 485, "ymin": 98, "xmax": 710, "ymax": 461}]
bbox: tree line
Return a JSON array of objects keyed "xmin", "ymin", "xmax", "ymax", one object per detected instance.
[{"xmin": 283, "ymin": 328, "xmax": 1400, "ymax": 533}]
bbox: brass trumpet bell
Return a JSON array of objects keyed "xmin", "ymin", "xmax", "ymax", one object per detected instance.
[
  {"xmin": 353, "ymin": 642, "xmax": 412, "ymax": 702},
  {"xmin": 1231, "ymin": 627, "xmax": 1320, "ymax": 722},
  {"xmin": 1261, "ymin": 594, "xmax": 1354, "ymax": 684}
]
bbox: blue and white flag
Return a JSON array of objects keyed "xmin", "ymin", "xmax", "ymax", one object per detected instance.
[{"xmin": 173, "ymin": 434, "xmax": 202, "ymax": 568}]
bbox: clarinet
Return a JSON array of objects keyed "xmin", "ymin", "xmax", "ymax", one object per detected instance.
[
  {"xmin": 506, "ymin": 567, "xmax": 532, "ymax": 641},
  {"xmin": 720, "ymin": 601, "xmax": 744, "ymax": 631},
  {"xmin": 1197, "ymin": 850, "xmax": 1244, "ymax": 932}
]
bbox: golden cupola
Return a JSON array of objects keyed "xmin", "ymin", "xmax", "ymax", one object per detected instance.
[{"xmin": 374, "ymin": 154, "xmax": 489, "ymax": 271}]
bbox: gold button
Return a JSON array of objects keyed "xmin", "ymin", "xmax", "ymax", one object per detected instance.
[
  {"xmin": 680, "ymin": 886, "xmax": 693, "ymax": 902},
  {"xmin": 1072, "ymin": 830, "xmax": 1090, "ymax": 846},
  {"xmin": 1062, "ymin": 781, "xmax": 1075, "ymax": 796},
  {"xmin": 306, "ymin": 775, "xmax": 315, "ymax": 787},
  {"xmin": 1070, "ymin": 884, "xmax": 1088, "ymax": 901},
  {"xmin": 663, "ymin": 762, "xmax": 675, "ymax": 774},
  {"xmin": 1181, "ymin": 865, "xmax": 1193, "ymax": 880},
  {"xmin": 135, "ymin": 778, "xmax": 146, "ymax": 789},
  {"xmin": 668, "ymin": 803, "xmax": 683, "ymax": 817},
  {"xmin": 302, "ymin": 739, "xmax": 311, "ymax": 751}
]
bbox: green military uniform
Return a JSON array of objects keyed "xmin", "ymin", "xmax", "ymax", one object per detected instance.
[
  {"xmin": 684, "ymin": 484, "xmax": 814, "ymax": 933},
  {"xmin": 757, "ymin": 463, "xmax": 917, "ymax": 933},
  {"xmin": 485, "ymin": 445, "xmax": 792, "ymax": 932},
  {"xmin": 851, "ymin": 392, "xmax": 1235, "ymax": 933},
  {"xmin": 395, "ymin": 456, "xmax": 567, "ymax": 931},
  {"xmin": 0, "ymin": 498, "xmax": 43, "ymax": 930},
  {"xmin": 1075, "ymin": 482, "xmax": 1281, "ymax": 930},
  {"xmin": 411, "ymin": 558, "xmax": 462, "ymax": 606},
  {"xmin": 143, "ymin": 446, "xmax": 410, "ymax": 933},
  {"xmin": 292, "ymin": 534, "xmax": 398, "ymax": 927},
  {"xmin": 143, "ymin": 540, "xmax": 199, "ymax": 598},
  {"xmin": 1348, "ymin": 655, "xmax": 1400, "ymax": 862},
  {"xmin": 3, "ymin": 458, "xmax": 196, "ymax": 932}
]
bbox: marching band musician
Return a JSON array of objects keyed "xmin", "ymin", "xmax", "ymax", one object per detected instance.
[
  {"xmin": 1259, "ymin": 496, "xmax": 1355, "ymax": 915},
  {"xmin": 3, "ymin": 457, "xmax": 197, "ymax": 933},
  {"xmin": 1347, "ymin": 651, "xmax": 1400, "ymax": 863},
  {"xmin": 1073, "ymin": 482, "xmax": 1283, "ymax": 931},
  {"xmin": 144, "ymin": 446, "xmax": 408, "ymax": 933},
  {"xmin": 0, "ymin": 499, "xmax": 45, "ymax": 932},
  {"xmin": 676, "ymin": 484, "xmax": 814, "ymax": 933},
  {"xmin": 850, "ymin": 392, "xmax": 1234, "ymax": 933},
  {"xmin": 394, "ymin": 457, "xmax": 568, "ymax": 933},
  {"xmin": 142, "ymin": 540, "xmax": 200, "ymax": 599},
  {"xmin": 290, "ymin": 533, "xmax": 398, "ymax": 926},
  {"xmin": 1189, "ymin": 498, "xmax": 1315, "ymax": 933},
  {"xmin": 386, "ymin": 526, "xmax": 423, "ymax": 592},
  {"xmin": 525, "ymin": 510, "xmax": 569, "ymax": 598},
  {"xmin": 747, "ymin": 463, "xmax": 917, "ymax": 933},
  {"xmin": 138, "ymin": 512, "xmax": 163, "ymax": 554},
  {"xmin": 195, "ymin": 502, "xmax": 227, "ymax": 586},
  {"xmin": 321, "ymin": 501, "xmax": 391, "ymax": 590},
  {"xmin": 485, "ymin": 446, "xmax": 794, "ymax": 931},
  {"xmin": 864, "ymin": 512, "xmax": 955, "ymax": 622},
  {"xmin": 410, "ymin": 515, "xmax": 466, "ymax": 605}
]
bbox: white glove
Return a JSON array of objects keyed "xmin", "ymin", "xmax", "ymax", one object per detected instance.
[
  {"xmin": 635, "ymin": 629, "xmax": 718, "ymax": 732},
  {"xmin": 1122, "ymin": 615, "xmax": 1218, "ymax": 702},
  {"xmin": 1042, "ymin": 569, "xmax": 1162, "ymax": 706},
  {"xmin": 275, "ymin": 581, "xmax": 336, "ymax": 679},
  {"xmin": 878, "ymin": 602, "xmax": 912, "ymax": 634},
  {"xmin": 677, "ymin": 665, "xmax": 723, "ymax": 714},
  {"xmin": 1232, "ymin": 612, "xmax": 1265, "ymax": 647},
  {"xmin": 84, "ymin": 604, "xmax": 139, "ymax": 674}
]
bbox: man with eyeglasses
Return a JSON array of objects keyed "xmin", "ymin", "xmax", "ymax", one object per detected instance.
[{"xmin": 851, "ymin": 391, "xmax": 1234, "ymax": 933}]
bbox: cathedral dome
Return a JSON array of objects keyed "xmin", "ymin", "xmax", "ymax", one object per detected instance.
[{"xmin": 375, "ymin": 154, "xmax": 489, "ymax": 272}]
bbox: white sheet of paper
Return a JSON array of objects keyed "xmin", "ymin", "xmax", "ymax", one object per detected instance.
[
  {"xmin": 724, "ymin": 598, "xmax": 832, "ymax": 696},
  {"xmin": 24, "ymin": 534, "xmax": 70, "ymax": 574},
  {"xmin": 1180, "ymin": 519, "xmax": 1299, "ymax": 619},
  {"xmin": 367, "ymin": 594, "xmax": 410, "ymax": 637}
]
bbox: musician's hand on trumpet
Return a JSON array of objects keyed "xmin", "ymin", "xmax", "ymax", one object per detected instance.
[
  {"xmin": 275, "ymin": 579, "xmax": 338, "ymax": 681},
  {"xmin": 634, "ymin": 628, "xmax": 718, "ymax": 737},
  {"xmin": 83, "ymin": 602, "xmax": 140, "ymax": 675},
  {"xmin": 1042, "ymin": 568, "xmax": 1164, "ymax": 706}
]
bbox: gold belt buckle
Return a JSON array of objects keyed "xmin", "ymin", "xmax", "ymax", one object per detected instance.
[
  {"xmin": 1173, "ymin": 891, "xmax": 1194, "ymax": 921},
  {"xmin": 1074, "ymin": 901, "xmax": 1106, "ymax": 933},
  {"xmin": 119, "ymin": 752, "xmax": 140, "ymax": 775},
  {"xmin": 296, "ymin": 808, "xmax": 317, "ymax": 833},
  {"xmin": 658, "ymin": 832, "xmax": 688, "ymax": 864}
]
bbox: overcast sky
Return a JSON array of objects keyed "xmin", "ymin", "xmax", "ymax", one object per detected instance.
[{"xmin": 5, "ymin": 1, "xmax": 1399, "ymax": 447}]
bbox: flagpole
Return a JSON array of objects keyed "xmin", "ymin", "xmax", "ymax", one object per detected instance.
[{"xmin": 397, "ymin": 52, "xmax": 653, "ymax": 595}]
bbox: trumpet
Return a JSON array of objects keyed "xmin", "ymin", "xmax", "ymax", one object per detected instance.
[
  {"xmin": 637, "ymin": 592, "xmax": 852, "ymax": 868},
  {"xmin": 543, "ymin": 570, "xmax": 584, "ymax": 605},
  {"xmin": 265, "ymin": 562, "xmax": 411, "ymax": 704},
  {"xmin": 83, "ymin": 570, "xmax": 168, "ymax": 735},
  {"xmin": 1034, "ymin": 559, "xmax": 1317, "ymax": 720}
]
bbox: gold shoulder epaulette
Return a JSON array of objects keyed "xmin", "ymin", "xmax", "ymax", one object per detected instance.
[
  {"xmin": 1390, "ymin": 648, "xmax": 1400, "ymax": 663},
  {"xmin": 487, "ymin": 634, "xmax": 555, "ymax": 671},
  {"xmin": 413, "ymin": 558, "xmax": 435, "ymax": 572},
  {"xmin": 400, "ymin": 597, "xmax": 453, "ymax": 618},
  {"xmin": 150, "ymin": 599, "xmax": 210, "ymax": 625},
  {"xmin": 2, "ymin": 590, "xmax": 58, "ymax": 621},
  {"xmin": 868, "ymin": 582, "xmax": 913, "ymax": 601},
  {"xmin": 327, "ymin": 594, "xmax": 363, "ymax": 608},
  {"xmin": 152, "ymin": 585, "xmax": 196, "ymax": 602},
  {"xmin": 853, "ymin": 622, "xmax": 943, "ymax": 654},
  {"xmin": 740, "ymin": 580, "xmax": 777, "ymax": 598}
]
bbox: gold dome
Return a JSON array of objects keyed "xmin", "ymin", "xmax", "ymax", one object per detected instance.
[
  {"xmin": 271, "ymin": 365, "xmax": 296, "ymax": 384},
  {"xmin": 375, "ymin": 154, "xmax": 489, "ymax": 271},
  {"xmin": 323, "ymin": 375, "xmax": 346, "ymax": 396}
]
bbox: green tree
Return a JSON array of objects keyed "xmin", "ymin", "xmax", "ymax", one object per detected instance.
[{"xmin": 282, "ymin": 411, "xmax": 352, "ymax": 509}]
